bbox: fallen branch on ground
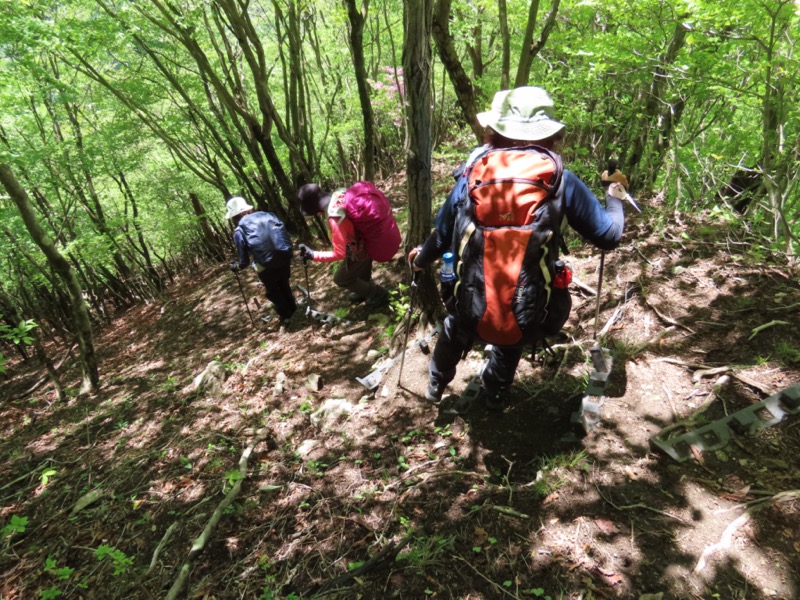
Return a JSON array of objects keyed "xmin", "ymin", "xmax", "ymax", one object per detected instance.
[
  {"xmin": 7, "ymin": 343, "xmax": 75, "ymax": 402},
  {"xmin": 310, "ymin": 534, "xmax": 414, "ymax": 597},
  {"xmin": 654, "ymin": 358, "xmax": 775, "ymax": 396},
  {"xmin": 694, "ymin": 489, "xmax": 800, "ymax": 574},
  {"xmin": 655, "ymin": 375, "xmax": 730, "ymax": 439},
  {"xmin": 0, "ymin": 460, "xmax": 51, "ymax": 494},
  {"xmin": 455, "ymin": 555, "xmax": 521, "ymax": 599},
  {"xmin": 148, "ymin": 522, "xmax": 177, "ymax": 573},
  {"xmin": 165, "ymin": 426, "xmax": 272, "ymax": 600},
  {"xmin": 598, "ymin": 305, "xmax": 623, "ymax": 337},
  {"xmin": 731, "ymin": 372, "xmax": 775, "ymax": 396},
  {"xmin": 595, "ymin": 485, "xmax": 690, "ymax": 526},
  {"xmin": 571, "ymin": 276, "xmax": 597, "ymax": 296},
  {"xmin": 748, "ymin": 320, "xmax": 790, "ymax": 340},
  {"xmin": 487, "ymin": 504, "xmax": 530, "ymax": 519},
  {"xmin": 643, "ymin": 295, "xmax": 695, "ymax": 334},
  {"xmin": 630, "ymin": 326, "xmax": 677, "ymax": 355}
]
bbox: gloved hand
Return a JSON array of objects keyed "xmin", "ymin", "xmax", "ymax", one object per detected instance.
[
  {"xmin": 601, "ymin": 169, "xmax": 629, "ymax": 190},
  {"xmin": 606, "ymin": 182, "xmax": 628, "ymax": 201},
  {"xmin": 408, "ymin": 246, "xmax": 424, "ymax": 272},
  {"xmin": 229, "ymin": 262, "xmax": 241, "ymax": 272},
  {"xmin": 298, "ymin": 244, "xmax": 314, "ymax": 262}
]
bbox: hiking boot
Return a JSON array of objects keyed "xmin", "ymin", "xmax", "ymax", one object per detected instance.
[
  {"xmin": 365, "ymin": 287, "xmax": 390, "ymax": 309},
  {"xmin": 348, "ymin": 292, "xmax": 366, "ymax": 303},
  {"xmin": 425, "ymin": 382, "xmax": 445, "ymax": 404},
  {"xmin": 483, "ymin": 386, "xmax": 505, "ymax": 411},
  {"xmin": 279, "ymin": 310, "xmax": 301, "ymax": 328}
]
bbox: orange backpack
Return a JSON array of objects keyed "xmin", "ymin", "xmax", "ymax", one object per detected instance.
[{"xmin": 449, "ymin": 146, "xmax": 566, "ymax": 346}]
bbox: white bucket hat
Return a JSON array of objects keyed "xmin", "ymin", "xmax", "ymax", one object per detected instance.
[
  {"xmin": 224, "ymin": 196, "xmax": 253, "ymax": 219},
  {"xmin": 476, "ymin": 86, "xmax": 565, "ymax": 142}
]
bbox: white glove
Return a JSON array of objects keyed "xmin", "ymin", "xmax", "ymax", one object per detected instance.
[{"xmin": 606, "ymin": 182, "xmax": 628, "ymax": 201}]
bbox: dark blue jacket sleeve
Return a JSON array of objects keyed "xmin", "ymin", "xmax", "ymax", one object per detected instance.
[
  {"xmin": 414, "ymin": 175, "xmax": 467, "ymax": 268},
  {"xmin": 415, "ymin": 164, "xmax": 624, "ymax": 267},
  {"xmin": 562, "ymin": 170, "xmax": 624, "ymax": 250},
  {"xmin": 233, "ymin": 228, "xmax": 250, "ymax": 268}
]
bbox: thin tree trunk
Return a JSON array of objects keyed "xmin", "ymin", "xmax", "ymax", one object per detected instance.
[
  {"xmin": 0, "ymin": 163, "xmax": 100, "ymax": 393},
  {"xmin": 498, "ymin": 0, "xmax": 510, "ymax": 89},
  {"xmin": 432, "ymin": 0, "xmax": 483, "ymax": 143},
  {"xmin": 514, "ymin": 0, "xmax": 560, "ymax": 88},
  {"xmin": 404, "ymin": 0, "xmax": 441, "ymax": 318},
  {"xmin": 32, "ymin": 333, "xmax": 66, "ymax": 402},
  {"xmin": 623, "ymin": 21, "xmax": 688, "ymax": 193},
  {"xmin": 344, "ymin": 0, "xmax": 376, "ymax": 181}
]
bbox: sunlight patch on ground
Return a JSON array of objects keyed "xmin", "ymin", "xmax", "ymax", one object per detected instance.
[
  {"xmin": 120, "ymin": 416, "xmax": 166, "ymax": 451},
  {"xmin": 147, "ymin": 474, "xmax": 207, "ymax": 505},
  {"xmin": 677, "ymin": 481, "xmax": 796, "ymax": 598}
]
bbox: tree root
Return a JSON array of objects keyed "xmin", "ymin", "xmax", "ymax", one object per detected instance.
[
  {"xmin": 693, "ymin": 489, "xmax": 800, "ymax": 574},
  {"xmin": 164, "ymin": 426, "xmax": 272, "ymax": 600},
  {"xmin": 643, "ymin": 295, "xmax": 695, "ymax": 334},
  {"xmin": 596, "ymin": 485, "xmax": 690, "ymax": 526},
  {"xmin": 148, "ymin": 522, "xmax": 177, "ymax": 574}
]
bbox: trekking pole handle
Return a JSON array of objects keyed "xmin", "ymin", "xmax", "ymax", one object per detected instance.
[{"xmin": 602, "ymin": 158, "xmax": 642, "ymax": 213}]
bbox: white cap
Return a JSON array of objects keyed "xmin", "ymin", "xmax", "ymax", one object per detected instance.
[{"xmin": 224, "ymin": 196, "xmax": 253, "ymax": 219}]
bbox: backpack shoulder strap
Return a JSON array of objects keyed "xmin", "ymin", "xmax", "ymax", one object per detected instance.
[{"xmin": 527, "ymin": 145, "xmax": 564, "ymax": 197}]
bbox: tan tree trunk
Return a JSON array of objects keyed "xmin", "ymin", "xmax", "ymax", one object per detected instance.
[
  {"xmin": 514, "ymin": 0, "xmax": 560, "ymax": 88},
  {"xmin": 344, "ymin": 0, "xmax": 376, "ymax": 181},
  {"xmin": 0, "ymin": 163, "xmax": 100, "ymax": 393},
  {"xmin": 498, "ymin": 0, "xmax": 510, "ymax": 89},
  {"xmin": 433, "ymin": 0, "xmax": 484, "ymax": 143},
  {"xmin": 404, "ymin": 0, "xmax": 442, "ymax": 317}
]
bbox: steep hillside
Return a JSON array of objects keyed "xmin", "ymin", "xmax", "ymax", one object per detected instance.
[{"xmin": 2, "ymin": 199, "xmax": 799, "ymax": 599}]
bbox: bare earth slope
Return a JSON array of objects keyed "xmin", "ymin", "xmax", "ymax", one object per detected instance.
[{"xmin": 2, "ymin": 203, "xmax": 799, "ymax": 600}]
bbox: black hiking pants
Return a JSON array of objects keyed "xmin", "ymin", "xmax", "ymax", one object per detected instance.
[
  {"xmin": 429, "ymin": 314, "xmax": 524, "ymax": 393},
  {"xmin": 257, "ymin": 262, "xmax": 297, "ymax": 320}
]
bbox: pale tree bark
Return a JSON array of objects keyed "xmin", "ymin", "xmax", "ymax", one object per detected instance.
[
  {"xmin": 432, "ymin": 0, "xmax": 483, "ymax": 143},
  {"xmin": 344, "ymin": 0, "xmax": 377, "ymax": 181},
  {"xmin": 514, "ymin": 0, "xmax": 561, "ymax": 88},
  {"xmin": 758, "ymin": 0, "xmax": 795, "ymax": 250},
  {"xmin": 403, "ymin": 0, "xmax": 440, "ymax": 316},
  {"xmin": 0, "ymin": 163, "xmax": 100, "ymax": 393}
]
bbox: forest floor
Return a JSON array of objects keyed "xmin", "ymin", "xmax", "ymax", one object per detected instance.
[{"xmin": 2, "ymin": 175, "xmax": 800, "ymax": 600}]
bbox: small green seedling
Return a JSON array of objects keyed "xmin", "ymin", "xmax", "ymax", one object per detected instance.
[
  {"xmin": 2, "ymin": 515, "xmax": 28, "ymax": 540},
  {"xmin": 94, "ymin": 544, "xmax": 134, "ymax": 576}
]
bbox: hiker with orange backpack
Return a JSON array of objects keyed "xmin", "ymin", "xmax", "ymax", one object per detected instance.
[
  {"xmin": 296, "ymin": 182, "xmax": 401, "ymax": 309},
  {"xmin": 409, "ymin": 86, "xmax": 629, "ymax": 411}
]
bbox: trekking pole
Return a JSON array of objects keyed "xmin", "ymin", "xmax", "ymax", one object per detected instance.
[
  {"xmin": 593, "ymin": 158, "xmax": 621, "ymax": 340},
  {"xmin": 396, "ymin": 270, "xmax": 420, "ymax": 388},
  {"xmin": 593, "ymin": 250, "xmax": 605, "ymax": 339},
  {"xmin": 232, "ymin": 268, "xmax": 257, "ymax": 327},
  {"xmin": 302, "ymin": 258, "xmax": 312, "ymax": 305}
]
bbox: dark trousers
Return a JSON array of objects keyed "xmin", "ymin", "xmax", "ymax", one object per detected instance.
[
  {"xmin": 333, "ymin": 256, "xmax": 384, "ymax": 301},
  {"xmin": 429, "ymin": 314, "xmax": 524, "ymax": 391},
  {"xmin": 257, "ymin": 262, "xmax": 297, "ymax": 320}
]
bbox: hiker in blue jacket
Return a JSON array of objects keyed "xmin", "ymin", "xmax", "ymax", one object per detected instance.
[
  {"xmin": 409, "ymin": 86, "xmax": 629, "ymax": 411},
  {"xmin": 226, "ymin": 196, "xmax": 298, "ymax": 324}
]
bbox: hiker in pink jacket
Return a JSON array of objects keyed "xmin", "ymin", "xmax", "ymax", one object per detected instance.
[{"xmin": 296, "ymin": 183, "xmax": 399, "ymax": 309}]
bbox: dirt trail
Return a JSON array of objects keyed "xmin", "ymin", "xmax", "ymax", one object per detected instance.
[{"xmin": 1, "ymin": 209, "xmax": 799, "ymax": 600}]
